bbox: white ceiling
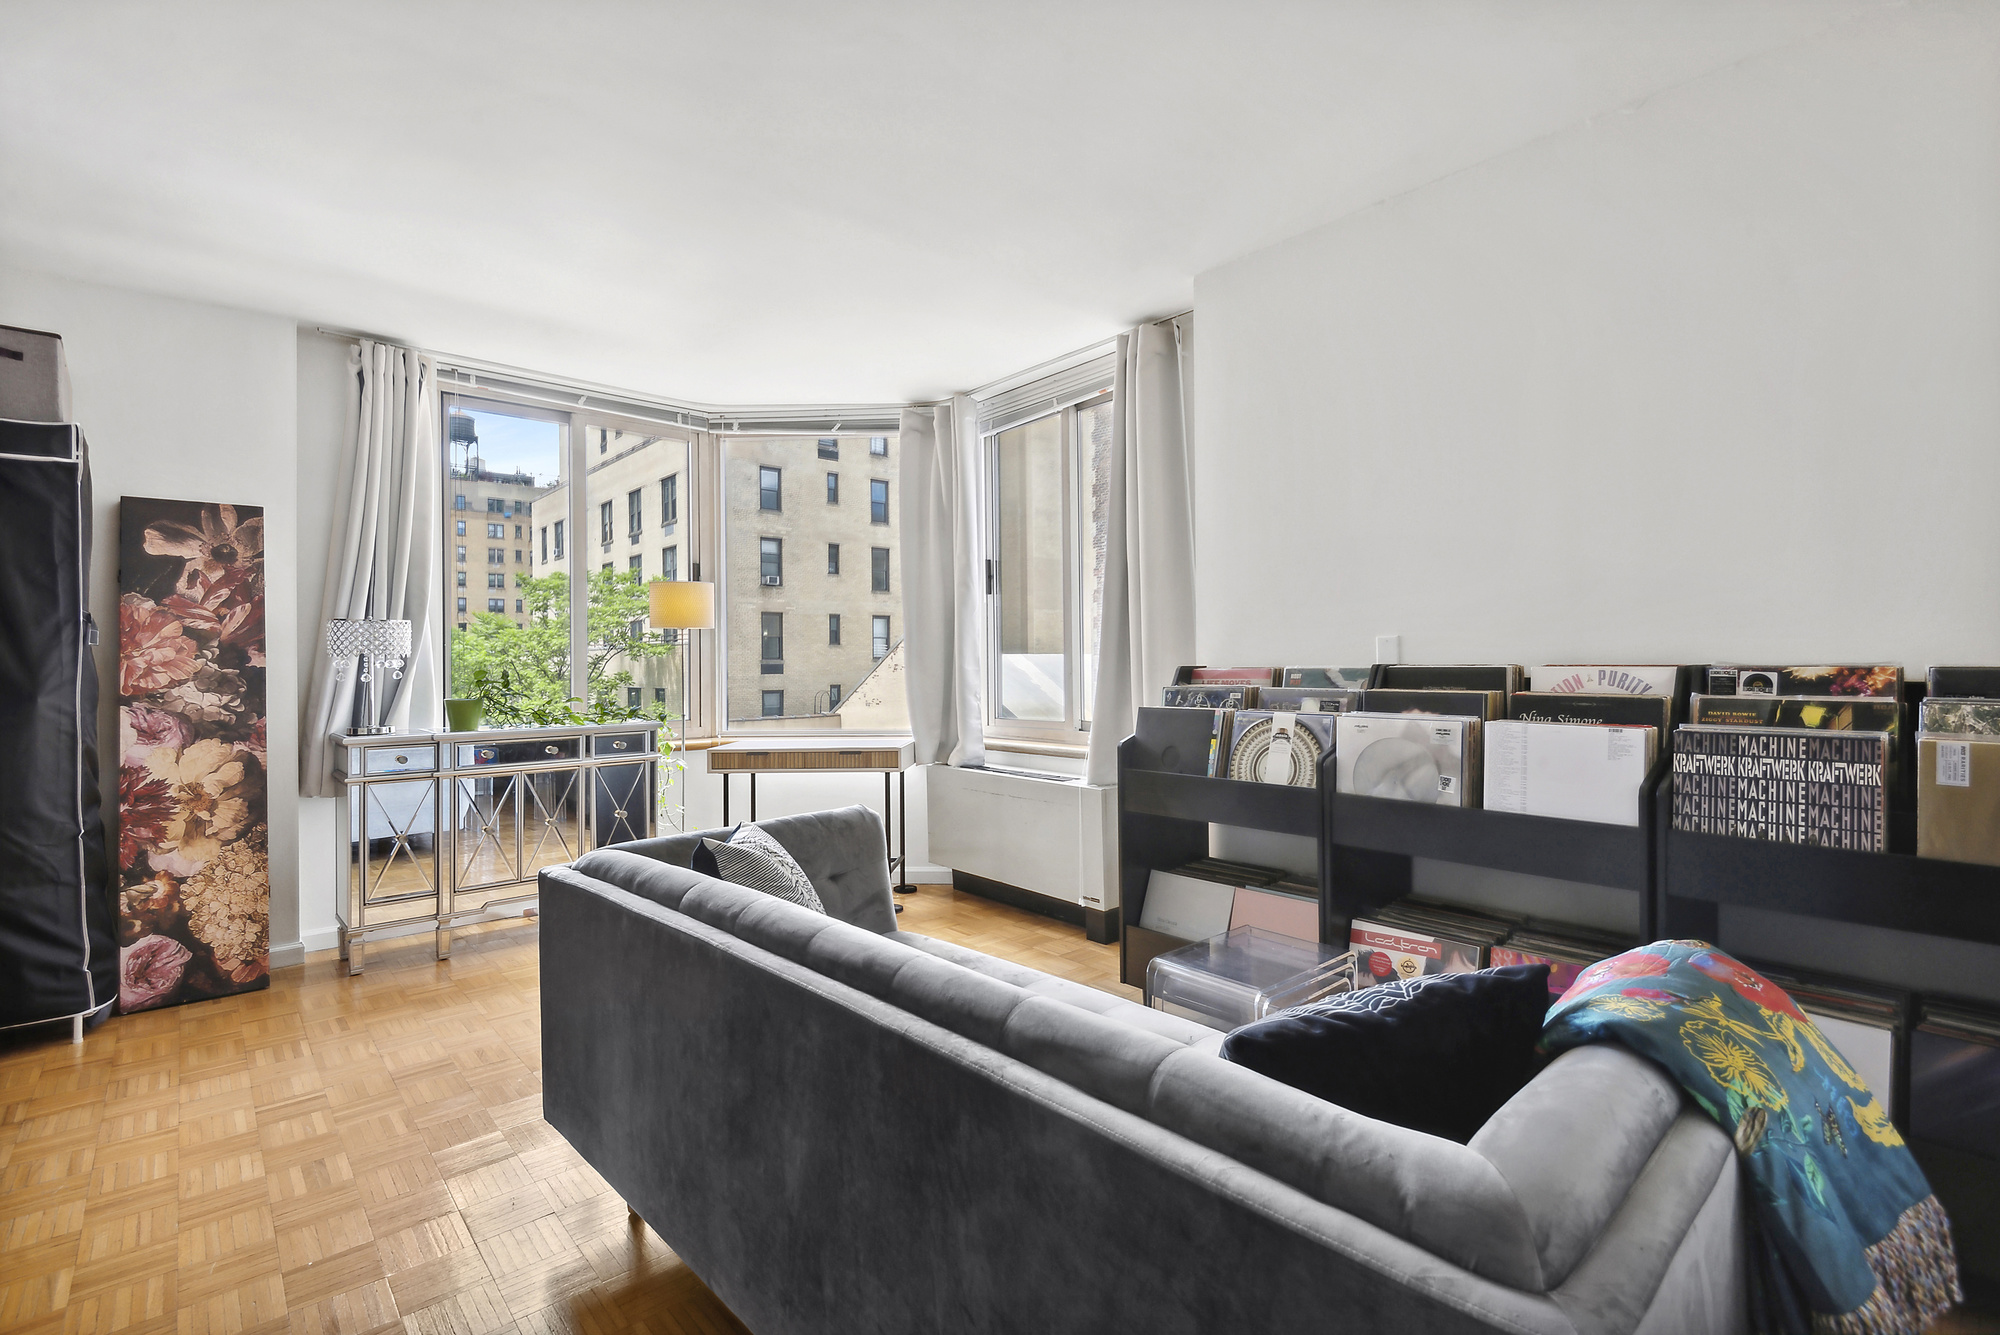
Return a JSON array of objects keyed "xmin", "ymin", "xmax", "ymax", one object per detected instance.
[{"xmin": 1, "ymin": 0, "xmax": 1884, "ymax": 404}]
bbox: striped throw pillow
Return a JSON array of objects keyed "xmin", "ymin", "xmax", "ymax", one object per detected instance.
[{"xmin": 700, "ymin": 824, "xmax": 825, "ymax": 914}]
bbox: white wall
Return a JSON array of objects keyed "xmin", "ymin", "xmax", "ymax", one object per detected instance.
[
  {"xmin": 1192, "ymin": 4, "xmax": 2000, "ymax": 999},
  {"xmin": 0, "ymin": 266, "xmax": 304, "ymax": 956},
  {"xmin": 294, "ymin": 330, "xmax": 349, "ymax": 951}
]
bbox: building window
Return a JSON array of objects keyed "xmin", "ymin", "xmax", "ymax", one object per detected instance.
[
  {"xmin": 870, "ymin": 436, "xmax": 888, "ymax": 457},
  {"xmin": 456, "ymin": 545, "xmax": 467, "ymax": 563},
  {"xmin": 628, "ymin": 687, "xmax": 642, "ymax": 709},
  {"xmin": 602, "ymin": 562, "xmax": 613, "ymax": 572},
  {"xmin": 488, "ymin": 572, "xmax": 505, "ymax": 589},
  {"xmin": 986, "ymin": 390, "xmax": 1116, "ymax": 733},
  {"xmin": 872, "ymin": 615, "xmax": 891, "ymax": 660},
  {"xmin": 552, "ymin": 520, "xmax": 565, "ymax": 558},
  {"xmin": 661, "ymin": 473, "xmax": 678, "ymax": 525},
  {"xmin": 599, "ymin": 500, "xmax": 613, "ymax": 545},
  {"xmin": 871, "ymin": 546, "xmax": 890, "ymax": 593},
  {"xmin": 456, "ymin": 519, "xmax": 467, "ymax": 537},
  {"xmin": 599, "ymin": 427, "xmax": 610, "ymax": 454},
  {"xmin": 515, "ymin": 599, "xmax": 523, "ymax": 613},
  {"xmin": 628, "ymin": 555, "xmax": 643, "ymax": 579},
  {"xmin": 456, "ymin": 570, "xmax": 467, "ymax": 588},
  {"xmin": 759, "ymin": 466, "xmax": 781, "ymax": 511},
  {"xmin": 828, "ymin": 613, "xmax": 840, "ymax": 646},
  {"xmin": 540, "ymin": 526, "xmax": 548, "ymax": 562},
  {"xmin": 762, "ymin": 690, "xmax": 784, "ymax": 717},
  {"xmin": 828, "ymin": 684, "xmax": 842, "ymax": 709},
  {"xmin": 826, "ymin": 472, "xmax": 839, "ymax": 505},
  {"xmin": 488, "ymin": 598, "xmax": 505, "ymax": 613},
  {"xmin": 760, "ymin": 537, "xmax": 782, "ymax": 585},
  {"xmin": 870, "ymin": 478, "xmax": 889, "ymax": 524},
  {"xmin": 457, "ymin": 597, "xmax": 467, "ymax": 613},
  {"xmin": 817, "ymin": 438, "xmax": 839, "ymax": 460},
  {"xmin": 488, "ymin": 548, "xmax": 505, "ymax": 564},
  {"xmin": 454, "ymin": 493, "xmax": 468, "ymax": 510},
  {"xmin": 662, "ymin": 545, "xmax": 677, "ymax": 581},
  {"xmin": 486, "ymin": 522, "xmax": 503, "ymax": 538},
  {"xmin": 628, "ymin": 488, "xmax": 643, "ymax": 538},
  {"xmin": 761, "ymin": 612, "xmax": 783, "ymax": 670},
  {"xmin": 654, "ymin": 687, "xmax": 666, "ymax": 704},
  {"xmin": 515, "ymin": 524, "xmax": 523, "ymax": 539},
  {"xmin": 514, "ymin": 550, "xmax": 522, "ymax": 563},
  {"xmin": 487, "ymin": 498, "xmax": 503, "ymax": 513},
  {"xmin": 826, "ymin": 543, "xmax": 839, "ymax": 575}
]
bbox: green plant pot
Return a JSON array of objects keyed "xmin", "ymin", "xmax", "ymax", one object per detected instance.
[{"xmin": 444, "ymin": 698, "xmax": 485, "ymax": 733}]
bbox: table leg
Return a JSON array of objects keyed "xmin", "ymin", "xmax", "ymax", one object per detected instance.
[
  {"xmin": 750, "ymin": 772, "xmax": 757, "ymax": 822},
  {"xmin": 722, "ymin": 773, "xmax": 729, "ymax": 827},
  {"xmin": 896, "ymin": 768, "xmax": 911, "ymax": 893}
]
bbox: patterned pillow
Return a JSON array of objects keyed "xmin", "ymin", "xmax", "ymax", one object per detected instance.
[
  {"xmin": 698, "ymin": 824, "xmax": 825, "ymax": 914},
  {"xmin": 1220, "ymin": 964, "xmax": 1551, "ymax": 1142}
]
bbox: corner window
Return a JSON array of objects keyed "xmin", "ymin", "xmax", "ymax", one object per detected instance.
[
  {"xmin": 984, "ymin": 387, "xmax": 1115, "ymax": 734},
  {"xmin": 869, "ymin": 478, "xmax": 889, "ymax": 524},
  {"xmin": 723, "ymin": 434, "xmax": 903, "ymax": 731},
  {"xmin": 871, "ymin": 546, "xmax": 890, "ymax": 593}
]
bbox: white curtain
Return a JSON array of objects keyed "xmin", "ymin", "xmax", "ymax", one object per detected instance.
[
  {"xmin": 1086, "ymin": 319, "xmax": 1196, "ymax": 786},
  {"xmin": 299, "ymin": 341, "xmax": 441, "ymax": 797},
  {"xmin": 899, "ymin": 396, "xmax": 986, "ymax": 767}
]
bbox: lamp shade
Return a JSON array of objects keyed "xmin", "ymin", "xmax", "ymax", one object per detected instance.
[
  {"xmin": 648, "ymin": 580, "xmax": 716, "ymax": 630},
  {"xmin": 325, "ymin": 618, "xmax": 411, "ymax": 660}
]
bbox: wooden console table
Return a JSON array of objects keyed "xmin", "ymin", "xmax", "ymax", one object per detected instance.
[{"xmin": 708, "ymin": 737, "xmax": 916, "ymax": 891}]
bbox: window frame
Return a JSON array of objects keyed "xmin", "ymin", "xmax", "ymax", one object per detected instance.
[
  {"xmin": 980, "ymin": 386, "xmax": 1114, "ymax": 743},
  {"xmin": 870, "ymin": 545, "xmax": 890, "ymax": 593},
  {"xmin": 759, "ymin": 536, "xmax": 783, "ymax": 585},
  {"xmin": 871, "ymin": 614, "xmax": 891, "ymax": 661},
  {"xmin": 869, "ymin": 478, "xmax": 889, "ymax": 524},
  {"xmin": 758, "ymin": 465, "xmax": 782, "ymax": 512},
  {"xmin": 828, "ymin": 612, "xmax": 841, "ymax": 646}
]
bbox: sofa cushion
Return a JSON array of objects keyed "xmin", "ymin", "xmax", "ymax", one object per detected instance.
[
  {"xmin": 698, "ymin": 825, "xmax": 826, "ymax": 913},
  {"xmin": 1146, "ymin": 1045, "xmax": 1547, "ymax": 1291},
  {"xmin": 890, "ymin": 932, "xmax": 1216, "ymax": 1046},
  {"xmin": 1220, "ymin": 964, "xmax": 1552, "ymax": 1143},
  {"xmin": 1471, "ymin": 1043, "xmax": 1687, "ymax": 1291}
]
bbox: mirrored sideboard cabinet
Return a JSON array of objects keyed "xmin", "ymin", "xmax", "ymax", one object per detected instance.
[{"xmin": 330, "ymin": 723, "xmax": 660, "ymax": 974}]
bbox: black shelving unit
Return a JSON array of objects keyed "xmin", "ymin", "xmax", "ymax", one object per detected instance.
[
  {"xmin": 1116, "ymin": 709, "xmax": 1337, "ymax": 992},
  {"xmin": 1321, "ymin": 761, "xmax": 1669, "ymax": 942}
]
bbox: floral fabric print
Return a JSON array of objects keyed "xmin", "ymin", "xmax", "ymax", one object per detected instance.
[
  {"xmin": 1544, "ymin": 942, "xmax": 1959, "ymax": 1334},
  {"xmin": 115, "ymin": 498, "xmax": 269, "ymax": 1011}
]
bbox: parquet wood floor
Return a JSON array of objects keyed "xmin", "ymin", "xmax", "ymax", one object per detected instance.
[{"xmin": 4, "ymin": 882, "xmax": 1989, "ymax": 1335}]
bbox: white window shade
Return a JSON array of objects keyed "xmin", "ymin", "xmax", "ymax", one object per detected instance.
[{"xmin": 975, "ymin": 353, "xmax": 1116, "ymax": 436}]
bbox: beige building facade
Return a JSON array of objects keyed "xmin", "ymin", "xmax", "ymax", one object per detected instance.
[
  {"xmin": 448, "ymin": 463, "xmax": 546, "ymax": 633},
  {"xmin": 724, "ymin": 434, "xmax": 899, "ymax": 724}
]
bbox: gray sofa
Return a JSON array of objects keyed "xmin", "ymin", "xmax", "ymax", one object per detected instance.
[{"xmin": 539, "ymin": 805, "xmax": 1747, "ymax": 1335}]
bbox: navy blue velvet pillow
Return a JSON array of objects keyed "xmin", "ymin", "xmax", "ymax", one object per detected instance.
[{"xmin": 1220, "ymin": 964, "xmax": 1552, "ymax": 1143}]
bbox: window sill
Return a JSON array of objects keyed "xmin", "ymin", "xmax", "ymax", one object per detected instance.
[{"xmin": 984, "ymin": 736, "xmax": 1087, "ymax": 760}]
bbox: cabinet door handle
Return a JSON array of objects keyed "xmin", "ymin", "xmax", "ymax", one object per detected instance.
[
  {"xmin": 611, "ymin": 741, "xmax": 627, "ymax": 750},
  {"xmin": 545, "ymin": 745, "xmax": 560, "ymax": 755},
  {"xmin": 394, "ymin": 755, "xmax": 408, "ymax": 765}
]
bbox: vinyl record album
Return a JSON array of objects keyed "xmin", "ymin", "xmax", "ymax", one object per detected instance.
[
  {"xmin": 1351, "ymin": 737, "xmax": 1439, "ymax": 802},
  {"xmin": 1226, "ymin": 712, "xmax": 1334, "ymax": 786}
]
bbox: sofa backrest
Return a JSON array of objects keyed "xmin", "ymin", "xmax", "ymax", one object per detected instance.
[{"xmin": 596, "ymin": 803, "xmax": 897, "ymax": 932}]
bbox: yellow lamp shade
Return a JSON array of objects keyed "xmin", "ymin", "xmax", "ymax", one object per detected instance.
[{"xmin": 648, "ymin": 580, "xmax": 716, "ymax": 630}]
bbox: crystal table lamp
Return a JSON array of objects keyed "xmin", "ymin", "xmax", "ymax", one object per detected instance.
[
  {"xmin": 648, "ymin": 581, "xmax": 716, "ymax": 831},
  {"xmin": 326, "ymin": 617, "xmax": 413, "ymax": 736}
]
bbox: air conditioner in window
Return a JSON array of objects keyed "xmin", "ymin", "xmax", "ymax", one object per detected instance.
[{"xmin": 761, "ymin": 575, "xmax": 782, "ymax": 587}]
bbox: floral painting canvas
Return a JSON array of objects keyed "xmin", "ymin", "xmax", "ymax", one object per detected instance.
[{"xmin": 116, "ymin": 497, "xmax": 268, "ymax": 1011}]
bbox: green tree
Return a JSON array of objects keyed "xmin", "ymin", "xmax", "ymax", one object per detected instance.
[{"xmin": 450, "ymin": 569, "xmax": 678, "ymax": 725}]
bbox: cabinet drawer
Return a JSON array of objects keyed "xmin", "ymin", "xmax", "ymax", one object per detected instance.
[
  {"xmin": 364, "ymin": 745, "xmax": 436, "ymax": 774},
  {"xmin": 592, "ymin": 731, "xmax": 651, "ymax": 757},
  {"xmin": 458, "ymin": 737, "xmax": 582, "ymax": 767}
]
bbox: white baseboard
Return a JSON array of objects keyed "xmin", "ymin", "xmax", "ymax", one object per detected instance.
[
  {"xmin": 905, "ymin": 863, "xmax": 951, "ymax": 884},
  {"xmin": 271, "ymin": 940, "xmax": 306, "ymax": 969}
]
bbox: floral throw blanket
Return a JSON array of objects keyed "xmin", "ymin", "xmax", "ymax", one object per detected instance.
[{"xmin": 1542, "ymin": 942, "xmax": 1960, "ymax": 1334}]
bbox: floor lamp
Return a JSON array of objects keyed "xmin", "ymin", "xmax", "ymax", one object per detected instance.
[{"xmin": 648, "ymin": 581, "xmax": 716, "ymax": 833}]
